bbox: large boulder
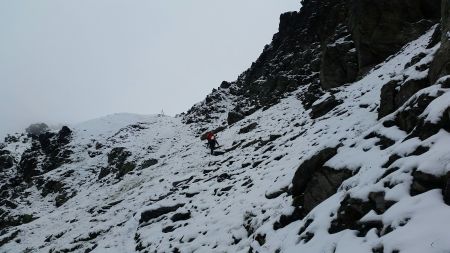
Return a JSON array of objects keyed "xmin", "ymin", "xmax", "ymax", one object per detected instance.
[
  {"xmin": 139, "ymin": 204, "xmax": 184, "ymax": 224},
  {"xmin": 309, "ymin": 95, "xmax": 342, "ymax": 119},
  {"xmin": 378, "ymin": 76, "xmax": 430, "ymax": 119},
  {"xmin": 292, "ymin": 147, "xmax": 352, "ymax": 215}
]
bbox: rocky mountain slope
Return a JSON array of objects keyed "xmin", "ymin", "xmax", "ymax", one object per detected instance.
[{"xmin": 1, "ymin": 0, "xmax": 450, "ymax": 252}]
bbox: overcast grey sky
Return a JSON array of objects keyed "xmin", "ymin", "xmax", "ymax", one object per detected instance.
[{"xmin": 0, "ymin": 0, "xmax": 299, "ymax": 138}]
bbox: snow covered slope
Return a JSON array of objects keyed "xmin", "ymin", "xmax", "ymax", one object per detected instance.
[{"xmin": 1, "ymin": 25, "xmax": 450, "ymax": 253}]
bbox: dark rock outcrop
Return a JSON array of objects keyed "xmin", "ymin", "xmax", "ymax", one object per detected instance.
[
  {"xmin": 139, "ymin": 204, "xmax": 184, "ymax": 224},
  {"xmin": 329, "ymin": 193, "xmax": 396, "ymax": 235},
  {"xmin": 0, "ymin": 214, "xmax": 36, "ymax": 230},
  {"xmin": 349, "ymin": 0, "xmax": 440, "ymax": 73},
  {"xmin": 320, "ymin": 25, "xmax": 359, "ymax": 89},
  {"xmin": 105, "ymin": 147, "xmax": 136, "ymax": 178},
  {"xmin": 430, "ymin": 0, "xmax": 450, "ymax": 82},
  {"xmin": 410, "ymin": 170, "xmax": 450, "ymax": 205},
  {"xmin": 227, "ymin": 111, "xmax": 245, "ymax": 125},
  {"xmin": 292, "ymin": 147, "xmax": 352, "ymax": 215},
  {"xmin": 378, "ymin": 76, "xmax": 431, "ymax": 119},
  {"xmin": 17, "ymin": 142, "xmax": 41, "ymax": 182},
  {"xmin": 183, "ymin": 0, "xmax": 441, "ymax": 126},
  {"xmin": 170, "ymin": 211, "xmax": 191, "ymax": 222},
  {"xmin": 292, "ymin": 147, "xmax": 339, "ymax": 196},
  {"xmin": 239, "ymin": 122, "xmax": 258, "ymax": 134},
  {"xmin": 395, "ymin": 93, "xmax": 437, "ymax": 132},
  {"xmin": 15, "ymin": 126, "xmax": 73, "ymax": 183},
  {"xmin": 309, "ymin": 95, "xmax": 342, "ymax": 119},
  {"xmin": 41, "ymin": 180, "xmax": 65, "ymax": 197},
  {"xmin": 408, "ymin": 106, "xmax": 450, "ymax": 140},
  {"xmin": 139, "ymin": 159, "xmax": 158, "ymax": 169},
  {"xmin": 0, "ymin": 150, "xmax": 14, "ymax": 170}
]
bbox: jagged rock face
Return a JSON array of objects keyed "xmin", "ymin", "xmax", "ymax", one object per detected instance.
[
  {"xmin": 320, "ymin": 29, "xmax": 359, "ymax": 89},
  {"xmin": 430, "ymin": 0, "xmax": 450, "ymax": 81},
  {"xmin": 183, "ymin": 0, "xmax": 441, "ymax": 127},
  {"xmin": 349, "ymin": 0, "xmax": 440, "ymax": 72}
]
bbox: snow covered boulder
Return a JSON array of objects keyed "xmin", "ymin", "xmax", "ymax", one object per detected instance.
[
  {"xmin": 309, "ymin": 94, "xmax": 342, "ymax": 119},
  {"xmin": 378, "ymin": 76, "xmax": 431, "ymax": 119},
  {"xmin": 394, "ymin": 93, "xmax": 437, "ymax": 132},
  {"xmin": 292, "ymin": 147, "xmax": 352, "ymax": 214},
  {"xmin": 329, "ymin": 192, "xmax": 396, "ymax": 235},
  {"xmin": 239, "ymin": 122, "xmax": 258, "ymax": 134},
  {"xmin": 139, "ymin": 204, "xmax": 185, "ymax": 224},
  {"xmin": 410, "ymin": 170, "xmax": 450, "ymax": 199}
]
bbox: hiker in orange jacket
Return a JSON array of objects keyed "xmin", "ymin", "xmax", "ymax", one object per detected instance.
[{"xmin": 206, "ymin": 132, "xmax": 219, "ymax": 155}]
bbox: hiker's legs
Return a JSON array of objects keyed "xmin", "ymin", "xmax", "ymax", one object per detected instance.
[{"xmin": 209, "ymin": 141, "xmax": 215, "ymax": 154}]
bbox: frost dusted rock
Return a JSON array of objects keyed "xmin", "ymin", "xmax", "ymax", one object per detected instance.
[
  {"xmin": 0, "ymin": 150, "xmax": 14, "ymax": 170},
  {"xmin": 139, "ymin": 204, "xmax": 184, "ymax": 224},
  {"xmin": 220, "ymin": 81, "xmax": 231, "ymax": 89},
  {"xmin": 183, "ymin": 0, "xmax": 441, "ymax": 126},
  {"xmin": 329, "ymin": 193, "xmax": 396, "ymax": 235},
  {"xmin": 18, "ymin": 142, "xmax": 41, "ymax": 182},
  {"xmin": 378, "ymin": 80, "xmax": 400, "ymax": 118},
  {"xmin": 309, "ymin": 95, "xmax": 342, "ymax": 119},
  {"xmin": 292, "ymin": 147, "xmax": 352, "ymax": 214},
  {"xmin": 238, "ymin": 122, "xmax": 258, "ymax": 134},
  {"xmin": 105, "ymin": 147, "xmax": 136, "ymax": 179},
  {"xmin": 378, "ymin": 76, "xmax": 431, "ymax": 119},
  {"xmin": 394, "ymin": 93, "xmax": 437, "ymax": 132},
  {"xmin": 57, "ymin": 126, "xmax": 72, "ymax": 145},
  {"xmin": 38, "ymin": 126, "xmax": 73, "ymax": 172},
  {"xmin": 409, "ymin": 105, "xmax": 450, "ymax": 140},
  {"xmin": 227, "ymin": 111, "xmax": 245, "ymax": 125},
  {"xmin": 320, "ymin": 27, "xmax": 359, "ymax": 89},
  {"xmin": 139, "ymin": 159, "xmax": 158, "ymax": 169},
  {"xmin": 410, "ymin": 170, "xmax": 449, "ymax": 196}
]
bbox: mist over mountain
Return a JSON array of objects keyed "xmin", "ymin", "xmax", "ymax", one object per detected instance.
[{"xmin": 1, "ymin": 0, "xmax": 450, "ymax": 252}]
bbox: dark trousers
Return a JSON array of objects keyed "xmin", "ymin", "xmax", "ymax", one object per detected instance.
[{"xmin": 208, "ymin": 140, "xmax": 217, "ymax": 154}]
